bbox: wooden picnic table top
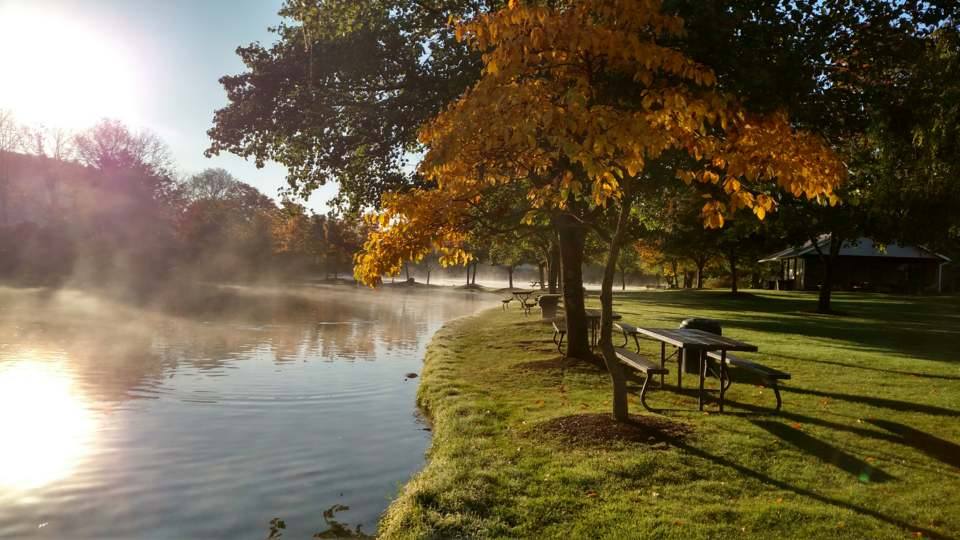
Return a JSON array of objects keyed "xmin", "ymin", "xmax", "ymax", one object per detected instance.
[
  {"xmin": 632, "ymin": 327, "xmax": 758, "ymax": 352},
  {"xmin": 584, "ymin": 309, "xmax": 622, "ymax": 320}
]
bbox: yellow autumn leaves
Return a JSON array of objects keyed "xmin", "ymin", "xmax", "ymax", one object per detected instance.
[{"xmin": 354, "ymin": 0, "xmax": 845, "ymax": 286}]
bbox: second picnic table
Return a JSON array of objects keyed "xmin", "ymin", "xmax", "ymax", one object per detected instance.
[
  {"xmin": 585, "ymin": 308, "xmax": 622, "ymax": 348},
  {"xmin": 511, "ymin": 290, "xmax": 537, "ymax": 314},
  {"xmin": 628, "ymin": 327, "xmax": 757, "ymax": 412}
]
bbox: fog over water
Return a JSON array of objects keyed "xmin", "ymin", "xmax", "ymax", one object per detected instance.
[{"xmin": 0, "ymin": 284, "xmax": 490, "ymax": 539}]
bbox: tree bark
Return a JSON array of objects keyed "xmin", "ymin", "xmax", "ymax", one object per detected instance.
[
  {"xmin": 817, "ymin": 234, "xmax": 842, "ymax": 313},
  {"xmin": 507, "ymin": 266, "xmax": 514, "ymax": 289},
  {"xmin": 548, "ymin": 239, "xmax": 560, "ymax": 293},
  {"xmin": 555, "ymin": 212, "xmax": 590, "ymax": 360},
  {"xmin": 620, "ymin": 267, "xmax": 626, "ymax": 291},
  {"xmin": 600, "ymin": 196, "xmax": 634, "ymax": 422},
  {"xmin": 696, "ymin": 259, "xmax": 705, "ymax": 289},
  {"xmin": 728, "ymin": 249, "xmax": 738, "ymax": 294}
]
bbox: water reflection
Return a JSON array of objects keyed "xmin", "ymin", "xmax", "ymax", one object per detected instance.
[
  {"xmin": 0, "ymin": 355, "xmax": 97, "ymax": 491},
  {"xmin": 0, "ymin": 284, "xmax": 488, "ymax": 539}
]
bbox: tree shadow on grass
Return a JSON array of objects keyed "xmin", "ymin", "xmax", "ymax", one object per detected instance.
[
  {"xmin": 618, "ymin": 289, "xmax": 960, "ymax": 363},
  {"xmin": 866, "ymin": 418, "xmax": 960, "ymax": 470},
  {"xmin": 661, "ymin": 435, "xmax": 955, "ymax": 540},
  {"xmin": 771, "ymin": 353, "xmax": 960, "ymax": 381},
  {"xmin": 750, "ymin": 420, "xmax": 895, "ymax": 483},
  {"xmin": 780, "ymin": 386, "xmax": 960, "ymax": 417},
  {"xmin": 722, "ymin": 400, "xmax": 960, "ymax": 476}
]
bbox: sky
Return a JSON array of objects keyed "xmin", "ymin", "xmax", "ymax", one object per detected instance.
[{"xmin": 0, "ymin": 0, "xmax": 336, "ymax": 210}]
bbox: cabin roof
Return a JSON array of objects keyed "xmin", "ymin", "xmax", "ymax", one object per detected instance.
[{"xmin": 759, "ymin": 236, "xmax": 951, "ymax": 263}]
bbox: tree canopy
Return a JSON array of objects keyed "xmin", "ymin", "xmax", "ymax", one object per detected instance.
[{"xmin": 354, "ymin": 0, "xmax": 845, "ymax": 287}]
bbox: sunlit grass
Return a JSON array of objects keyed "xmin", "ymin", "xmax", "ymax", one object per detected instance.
[{"xmin": 378, "ymin": 290, "xmax": 959, "ymax": 539}]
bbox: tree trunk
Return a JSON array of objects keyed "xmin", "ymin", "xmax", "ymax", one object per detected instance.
[
  {"xmin": 600, "ymin": 196, "xmax": 635, "ymax": 422},
  {"xmin": 404, "ymin": 263, "xmax": 411, "ymax": 281},
  {"xmin": 728, "ymin": 248, "xmax": 738, "ymax": 294},
  {"xmin": 548, "ymin": 239, "xmax": 560, "ymax": 293},
  {"xmin": 426, "ymin": 268, "xmax": 431, "ymax": 285},
  {"xmin": 696, "ymin": 260, "xmax": 705, "ymax": 289},
  {"xmin": 621, "ymin": 267, "xmax": 626, "ymax": 291},
  {"xmin": 507, "ymin": 266, "xmax": 514, "ymax": 289},
  {"xmin": 818, "ymin": 235, "xmax": 842, "ymax": 313},
  {"xmin": 471, "ymin": 261, "xmax": 478, "ymax": 285},
  {"xmin": 555, "ymin": 212, "xmax": 590, "ymax": 360},
  {"xmin": 466, "ymin": 264, "xmax": 471, "ymax": 286},
  {"xmin": 730, "ymin": 261, "xmax": 738, "ymax": 293}
]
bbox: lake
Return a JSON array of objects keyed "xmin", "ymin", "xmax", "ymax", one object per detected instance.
[{"xmin": 0, "ymin": 284, "xmax": 489, "ymax": 539}]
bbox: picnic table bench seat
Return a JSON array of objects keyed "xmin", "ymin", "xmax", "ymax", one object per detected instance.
[
  {"xmin": 706, "ymin": 351, "xmax": 790, "ymax": 410},
  {"xmin": 614, "ymin": 347, "xmax": 668, "ymax": 412}
]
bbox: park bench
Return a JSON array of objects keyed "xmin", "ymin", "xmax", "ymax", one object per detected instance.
[
  {"xmin": 614, "ymin": 347, "xmax": 669, "ymax": 412},
  {"xmin": 552, "ymin": 319, "xmax": 566, "ymax": 355},
  {"xmin": 501, "ymin": 297, "xmax": 513, "ymax": 310},
  {"xmin": 706, "ymin": 351, "xmax": 791, "ymax": 411}
]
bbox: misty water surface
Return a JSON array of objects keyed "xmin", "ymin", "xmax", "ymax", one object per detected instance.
[{"xmin": 0, "ymin": 284, "xmax": 489, "ymax": 539}]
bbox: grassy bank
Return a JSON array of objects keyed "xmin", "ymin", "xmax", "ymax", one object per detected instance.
[{"xmin": 378, "ymin": 290, "xmax": 959, "ymax": 539}]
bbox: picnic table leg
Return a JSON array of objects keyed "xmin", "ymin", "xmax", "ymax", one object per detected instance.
[
  {"xmin": 698, "ymin": 350, "xmax": 706, "ymax": 411},
  {"xmin": 718, "ymin": 350, "xmax": 727, "ymax": 413},
  {"xmin": 677, "ymin": 348, "xmax": 684, "ymax": 388},
  {"xmin": 659, "ymin": 342, "xmax": 665, "ymax": 386}
]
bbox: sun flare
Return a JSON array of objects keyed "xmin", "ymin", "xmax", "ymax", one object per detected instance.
[
  {"xmin": 0, "ymin": 4, "xmax": 142, "ymax": 129},
  {"xmin": 0, "ymin": 356, "xmax": 97, "ymax": 491}
]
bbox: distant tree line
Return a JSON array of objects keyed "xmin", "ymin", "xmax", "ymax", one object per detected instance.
[{"xmin": 0, "ymin": 114, "xmax": 364, "ymax": 292}]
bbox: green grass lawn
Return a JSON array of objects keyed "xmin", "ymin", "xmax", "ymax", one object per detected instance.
[{"xmin": 378, "ymin": 290, "xmax": 960, "ymax": 539}]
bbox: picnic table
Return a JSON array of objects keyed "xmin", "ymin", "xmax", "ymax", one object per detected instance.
[
  {"xmin": 628, "ymin": 327, "xmax": 757, "ymax": 412},
  {"xmin": 585, "ymin": 308, "xmax": 622, "ymax": 348},
  {"xmin": 511, "ymin": 290, "xmax": 538, "ymax": 314}
]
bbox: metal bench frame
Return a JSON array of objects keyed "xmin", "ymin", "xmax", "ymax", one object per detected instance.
[
  {"xmin": 706, "ymin": 351, "xmax": 790, "ymax": 411},
  {"xmin": 552, "ymin": 320, "xmax": 566, "ymax": 356},
  {"xmin": 614, "ymin": 347, "xmax": 669, "ymax": 412}
]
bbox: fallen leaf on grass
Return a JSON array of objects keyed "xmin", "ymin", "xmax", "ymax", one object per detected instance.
[{"xmin": 790, "ymin": 422, "xmax": 802, "ymax": 429}]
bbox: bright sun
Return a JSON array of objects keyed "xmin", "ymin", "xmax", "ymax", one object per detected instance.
[
  {"xmin": 0, "ymin": 4, "xmax": 142, "ymax": 129},
  {"xmin": 0, "ymin": 356, "xmax": 98, "ymax": 491}
]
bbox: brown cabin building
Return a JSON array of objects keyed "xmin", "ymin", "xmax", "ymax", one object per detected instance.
[{"xmin": 759, "ymin": 236, "xmax": 951, "ymax": 294}]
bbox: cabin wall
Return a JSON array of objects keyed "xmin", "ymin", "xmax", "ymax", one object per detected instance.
[{"xmin": 799, "ymin": 256, "xmax": 941, "ymax": 293}]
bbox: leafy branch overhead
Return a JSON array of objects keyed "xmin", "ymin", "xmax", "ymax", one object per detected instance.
[{"xmin": 354, "ymin": 0, "xmax": 845, "ymax": 286}]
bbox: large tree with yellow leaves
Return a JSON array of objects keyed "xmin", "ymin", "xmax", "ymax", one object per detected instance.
[{"xmin": 355, "ymin": 0, "xmax": 844, "ymax": 420}]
